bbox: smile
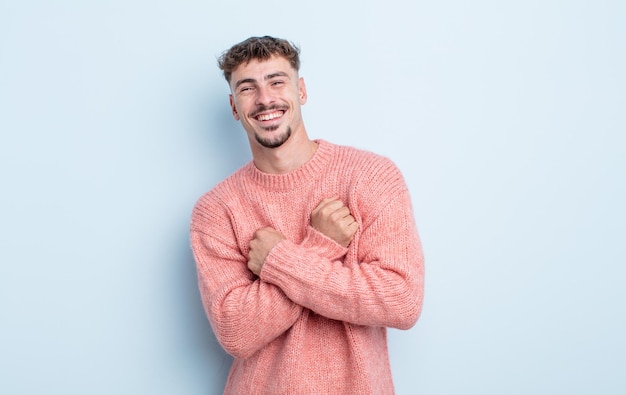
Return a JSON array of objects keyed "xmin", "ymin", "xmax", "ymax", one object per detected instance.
[{"xmin": 256, "ymin": 111, "xmax": 284, "ymax": 121}]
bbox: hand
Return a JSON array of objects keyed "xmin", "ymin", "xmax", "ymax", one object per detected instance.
[
  {"xmin": 247, "ymin": 227, "xmax": 286, "ymax": 275},
  {"xmin": 310, "ymin": 197, "xmax": 358, "ymax": 248}
]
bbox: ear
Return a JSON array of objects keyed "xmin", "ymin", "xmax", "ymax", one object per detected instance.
[
  {"xmin": 229, "ymin": 94, "xmax": 240, "ymax": 120},
  {"xmin": 298, "ymin": 77, "xmax": 307, "ymax": 105}
]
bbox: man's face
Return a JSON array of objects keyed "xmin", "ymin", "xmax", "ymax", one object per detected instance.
[{"xmin": 229, "ymin": 56, "xmax": 307, "ymax": 149}]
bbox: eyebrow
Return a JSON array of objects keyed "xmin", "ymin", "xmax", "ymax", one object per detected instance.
[
  {"xmin": 234, "ymin": 71, "xmax": 290, "ymax": 89},
  {"xmin": 265, "ymin": 71, "xmax": 289, "ymax": 80}
]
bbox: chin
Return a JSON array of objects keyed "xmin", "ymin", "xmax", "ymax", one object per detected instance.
[{"xmin": 255, "ymin": 127, "xmax": 292, "ymax": 149}]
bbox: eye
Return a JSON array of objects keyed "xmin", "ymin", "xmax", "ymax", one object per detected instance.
[
  {"xmin": 239, "ymin": 86, "xmax": 254, "ymax": 94},
  {"xmin": 271, "ymin": 80, "xmax": 285, "ymax": 87}
]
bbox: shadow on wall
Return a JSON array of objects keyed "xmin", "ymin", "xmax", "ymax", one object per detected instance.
[
  {"xmin": 177, "ymin": 230, "xmax": 232, "ymax": 394},
  {"xmin": 206, "ymin": 86, "xmax": 251, "ymax": 175},
  {"xmin": 177, "ymin": 89, "xmax": 249, "ymax": 392}
]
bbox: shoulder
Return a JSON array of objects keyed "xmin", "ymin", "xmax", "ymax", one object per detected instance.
[
  {"xmin": 323, "ymin": 140, "xmax": 405, "ymax": 185},
  {"xmin": 322, "ymin": 141, "xmax": 410, "ymax": 220},
  {"xmin": 190, "ymin": 163, "xmax": 252, "ymax": 231}
]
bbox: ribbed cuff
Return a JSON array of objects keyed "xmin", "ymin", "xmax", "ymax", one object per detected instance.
[
  {"xmin": 300, "ymin": 225, "xmax": 348, "ymax": 261},
  {"xmin": 260, "ymin": 239, "xmax": 312, "ymax": 292}
]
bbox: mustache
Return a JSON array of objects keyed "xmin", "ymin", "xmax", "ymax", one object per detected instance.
[{"xmin": 250, "ymin": 105, "xmax": 288, "ymax": 118}]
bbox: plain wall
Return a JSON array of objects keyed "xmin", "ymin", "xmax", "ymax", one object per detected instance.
[{"xmin": 1, "ymin": 1, "xmax": 624, "ymax": 394}]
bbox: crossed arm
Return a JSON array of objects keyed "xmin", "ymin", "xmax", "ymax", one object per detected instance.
[
  {"xmin": 192, "ymin": 196, "xmax": 360, "ymax": 358},
  {"xmin": 193, "ymin": 192, "xmax": 423, "ymax": 358},
  {"xmin": 247, "ymin": 196, "xmax": 358, "ymax": 275}
]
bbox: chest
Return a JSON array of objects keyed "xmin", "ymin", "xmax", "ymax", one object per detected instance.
[{"xmin": 228, "ymin": 185, "xmax": 362, "ymax": 262}]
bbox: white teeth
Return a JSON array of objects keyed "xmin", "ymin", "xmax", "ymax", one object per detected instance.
[{"xmin": 257, "ymin": 111, "xmax": 282, "ymax": 121}]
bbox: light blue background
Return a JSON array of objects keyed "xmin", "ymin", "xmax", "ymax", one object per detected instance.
[{"xmin": 1, "ymin": 1, "xmax": 624, "ymax": 394}]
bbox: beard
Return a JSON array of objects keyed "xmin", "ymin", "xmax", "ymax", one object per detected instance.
[{"xmin": 254, "ymin": 126, "xmax": 292, "ymax": 149}]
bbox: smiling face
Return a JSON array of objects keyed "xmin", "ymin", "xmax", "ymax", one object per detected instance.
[{"xmin": 229, "ymin": 56, "xmax": 307, "ymax": 149}]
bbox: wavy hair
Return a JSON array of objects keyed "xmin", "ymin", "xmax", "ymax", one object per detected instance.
[{"xmin": 218, "ymin": 36, "xmax": 301, "ymax": 83}]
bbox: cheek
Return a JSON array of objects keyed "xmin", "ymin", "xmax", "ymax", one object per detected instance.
[{"xmin": 232, "ymin": 99, "xmax": 251, "ymax": 120}]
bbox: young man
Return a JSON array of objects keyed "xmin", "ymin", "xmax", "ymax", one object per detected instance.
[{"xmin": 190, "ymin": 36, "xmax": 424, "ymax": 394}]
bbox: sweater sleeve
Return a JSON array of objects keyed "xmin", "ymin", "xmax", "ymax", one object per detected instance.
[
  {"xmin": 259, "ymin": 166, "xmax": 424, "ymax": 330},
  {"xmin": 190, "ymin": 200, "xmax": 303, "ymax": 359}
]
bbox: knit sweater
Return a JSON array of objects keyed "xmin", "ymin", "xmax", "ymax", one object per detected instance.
[{"xmin": 190, "ymin": 140, "xmax": 424, "ymax": 395}]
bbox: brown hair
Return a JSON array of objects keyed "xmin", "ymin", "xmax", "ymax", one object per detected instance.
[{"xmin": 218, "ymin": 36, "xmax": 301, "ymax": 83}]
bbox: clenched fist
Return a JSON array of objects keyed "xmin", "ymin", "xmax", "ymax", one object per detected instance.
[
  {"xmin": 310, "ymin": 197, "xmax": 358, "ymax": 248},
  {"xmin": 247, "ymin": 227, "xmax": 286, "ymax": 275}
]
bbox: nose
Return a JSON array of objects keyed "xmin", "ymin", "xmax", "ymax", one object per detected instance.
[{"xmin": 255, "ymin": 86, "xmax": 275, "ymax": 106}]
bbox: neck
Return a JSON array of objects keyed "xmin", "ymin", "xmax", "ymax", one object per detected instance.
[{"xmin": 250, "ymin": 131, "xmax": 318, "ymax": 174}]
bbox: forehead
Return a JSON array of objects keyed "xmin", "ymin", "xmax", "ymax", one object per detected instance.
[{"xmin": 231, "ymin": 56, "xmax": 296, "ymax": 83}]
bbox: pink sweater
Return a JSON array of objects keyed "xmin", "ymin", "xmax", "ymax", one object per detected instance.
[{"xmin": 191, "ymin": 140, "xmax": 424, "ymax": 394}]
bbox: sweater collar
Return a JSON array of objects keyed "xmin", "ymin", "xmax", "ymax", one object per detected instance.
[{"xmin": 245, "ymin": 139, "xmax": 333, "ymax": 191}]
